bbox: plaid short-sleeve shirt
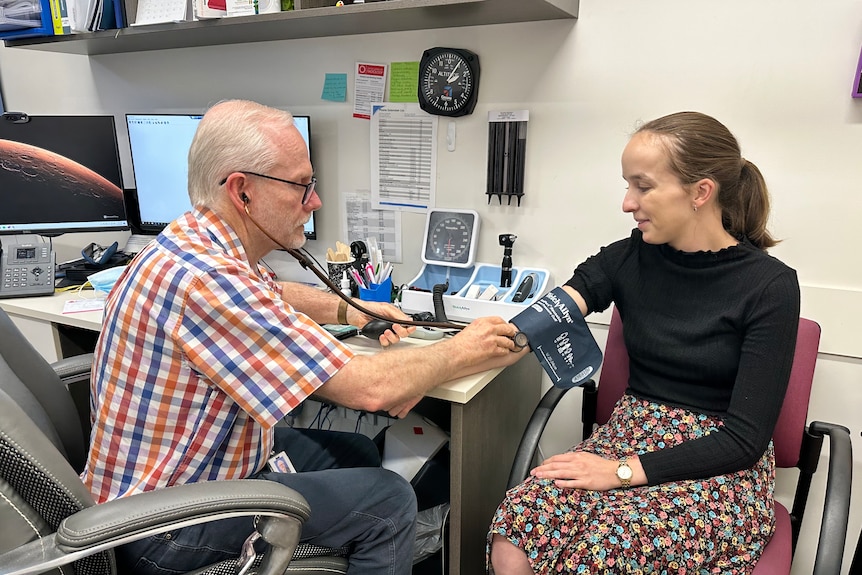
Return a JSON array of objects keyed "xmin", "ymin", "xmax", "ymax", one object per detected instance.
[{"xmin": 81, "ymin": 208, "xmax": 353, "ymax": 503}]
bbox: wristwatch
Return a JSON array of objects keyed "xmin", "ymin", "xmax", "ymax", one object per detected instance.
[{"xmin": 616, "ymin": 458, "xmax": 633, "ymax": 489}]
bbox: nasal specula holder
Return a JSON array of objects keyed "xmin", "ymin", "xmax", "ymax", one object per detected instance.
[{"xmin": 509, "ymin": 287, "xmax": 604, "ymax": 389}]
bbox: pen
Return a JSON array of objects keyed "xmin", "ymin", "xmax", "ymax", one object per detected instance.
[{"xmin": 350, "ymin": 268, "xmax": 367, "ymax": 289}]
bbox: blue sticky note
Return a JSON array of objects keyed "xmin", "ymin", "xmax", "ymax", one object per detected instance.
[{"xmin": 322, "ymin": 73, "xmax": 348, "ymax": 102}]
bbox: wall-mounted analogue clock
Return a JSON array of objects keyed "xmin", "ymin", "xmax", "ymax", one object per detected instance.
[
  {"xmin": 418, "ymin": 47, "xmax": 480, "ymax": 117},
  {"xmin": 422, "ymin": 209, "xmax": 480, "ymax": 268}
]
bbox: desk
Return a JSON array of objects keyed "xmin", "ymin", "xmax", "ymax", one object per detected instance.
[{"xmin": 0, "ymin": 291, "xmax": 542, "ymax": 575}]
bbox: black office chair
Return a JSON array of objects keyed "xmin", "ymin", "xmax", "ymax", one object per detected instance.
[
  {"xmin": 0, "ymin": 306, "xmax": 349, "ymax": 575},
  {"xmin": 507, "ymin": 309, "xmax": 853, "ymax": 575}
]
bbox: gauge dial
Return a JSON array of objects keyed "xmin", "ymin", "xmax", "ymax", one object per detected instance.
[
  {"xmin": 418, "ymin": 47, "xmax": 480, "ymax": 117},
  {"xmin": 422, "ymin": 209, "xmax": 479, "ymax": 268}
]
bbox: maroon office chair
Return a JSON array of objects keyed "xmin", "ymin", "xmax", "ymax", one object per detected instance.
[{"xmin": 507, "ymin": 309, "xmax": 853, "ymax": 575}]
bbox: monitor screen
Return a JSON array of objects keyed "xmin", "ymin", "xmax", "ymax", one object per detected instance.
[
  {"xmin": 126, "ymin": 113, "xmax": 315, "ymax": 239},
  {"xmin": 0, "ymin": 114, "xmax": 128, "ymax": 236}
]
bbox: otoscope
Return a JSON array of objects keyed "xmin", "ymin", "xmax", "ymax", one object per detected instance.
[{"xmin": 499, "ymin": 234, "xmax": 517, "ymax": 288}]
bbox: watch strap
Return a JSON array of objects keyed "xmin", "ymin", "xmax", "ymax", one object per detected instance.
[
  {"xmin": 617, "ymin": 457, "xmax": 632, "ymax": 489},
  {"xmin": 337, "ymin": 299, "xmax": 349, "ymax": 325}
]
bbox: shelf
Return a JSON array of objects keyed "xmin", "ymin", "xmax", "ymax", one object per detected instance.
[{"xmin": 3, "ymin": 0, "xmax": 577, "ymax": 56}]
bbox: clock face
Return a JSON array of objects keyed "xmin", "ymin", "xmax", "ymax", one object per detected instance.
[
  {"xmin": 418, "ymin": 48, "xmax": 480, "ymax": 117},
  {"xmin": 422, "ymin": 209, "xmax": 479, "ymax": 268}
]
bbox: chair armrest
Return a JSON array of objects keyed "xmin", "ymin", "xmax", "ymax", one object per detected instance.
[
  {"xmin": 0, "ymin": 479, "xmax": 310, "ymax": 575},
  {"xmin": 808, "ymin": 421, "xmax": 853, "ymax": 575},
  {"xmin": 50, "ymin": 353, "xmax": 94, "ymax": 386},
  {"xmin": 506, "ymin": 385, "xmax": 578, "ymax": 490}
]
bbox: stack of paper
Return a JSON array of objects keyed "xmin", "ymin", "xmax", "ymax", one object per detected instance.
[
  {"xmin": 68, "ymin": 0, "xmax": 124, "ymax": 31},
  {"xmin": 0, "ymin": 0, "xmax": 43, "ymax": 31}
]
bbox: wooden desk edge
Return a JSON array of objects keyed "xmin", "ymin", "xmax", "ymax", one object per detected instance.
[{"xmin": 1, "ymin": 292, "xmax": 500, "ymax": 404}]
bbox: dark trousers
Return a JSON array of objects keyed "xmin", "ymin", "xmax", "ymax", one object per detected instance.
[{"xmin": 118, "ymin": 427, "xmax": 418, "ymax": 575}]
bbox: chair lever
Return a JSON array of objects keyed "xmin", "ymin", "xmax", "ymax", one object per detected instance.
[{"xmin": 237, "ymin": 529, "xmax": 261, "ymax": 575}]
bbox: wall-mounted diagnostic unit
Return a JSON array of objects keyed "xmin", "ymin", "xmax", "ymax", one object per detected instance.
[{"xmin": 401, "ymin": 209, "xmax": 550, "ymax": 322}]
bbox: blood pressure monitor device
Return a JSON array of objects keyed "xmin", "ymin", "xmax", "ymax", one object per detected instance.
[
  {"xmin": 421, "ymin": 209, "xmax": 479, "ymax": 268},
  {"xmin": 403, "ymin": 208, "xmax": 551, "ymax": 323}
]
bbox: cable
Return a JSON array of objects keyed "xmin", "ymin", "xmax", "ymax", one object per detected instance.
[
  {"xmin": 298, "ymin": 246, "xmax": 325, "ymax": 272},
  {"xmin": 354, "ymin": 411, "xmax": 366, "ymax": 434},
  {"xmin": 432, "ymin": 282, "xmax": 449, "ymax": 323}
]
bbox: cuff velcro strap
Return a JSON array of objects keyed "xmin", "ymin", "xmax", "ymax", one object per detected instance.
[{"xmin": 337, "ymin": 299, "xmax": 350, "ymax": 325}]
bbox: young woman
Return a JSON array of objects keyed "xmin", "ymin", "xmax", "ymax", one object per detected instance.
[{"xmin": 488, "ymin": 111, "xmax": 800, "ymax": 574}]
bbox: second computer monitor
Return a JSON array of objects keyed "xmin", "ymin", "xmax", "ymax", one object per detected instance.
[{"xmin": 126, "ymin": 113, "xmax": 314, "ymax": 239}]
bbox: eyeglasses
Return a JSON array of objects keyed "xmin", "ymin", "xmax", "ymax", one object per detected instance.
[{"xmin": 220, "ymin": 171, "xmax": 317, "ymax": 205}]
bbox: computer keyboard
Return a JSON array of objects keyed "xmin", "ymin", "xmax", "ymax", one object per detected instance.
[{"xmin": 123, "ymin": 234, "xmax": 155, "ymax": 254}]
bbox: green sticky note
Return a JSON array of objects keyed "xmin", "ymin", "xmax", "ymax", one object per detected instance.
[
  {"xmin": 322, "ymin": 73, "xmax": 348, "ymax": 102},
  {"xmin": 389, "ymin": 61, "xmax": 419, "ymax": 103}
]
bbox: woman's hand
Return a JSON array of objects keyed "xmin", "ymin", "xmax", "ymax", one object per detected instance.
[{"xmin": 530, "ymin": 452, "xmax": 643, "ymax": 491}]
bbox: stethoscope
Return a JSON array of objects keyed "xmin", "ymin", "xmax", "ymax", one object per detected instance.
[{"xmin": 243, "ymin": 201, "xmax": 468, "ymax": 332}]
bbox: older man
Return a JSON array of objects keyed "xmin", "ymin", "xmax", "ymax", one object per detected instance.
[{"xmin": 82, "ymin": 100, "xmax": 522, "ymax": 575}]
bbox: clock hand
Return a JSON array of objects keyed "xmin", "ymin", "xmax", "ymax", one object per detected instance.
[{"xmin": 446, "ymin": 61, "xmax": 462, "ymax": 83}]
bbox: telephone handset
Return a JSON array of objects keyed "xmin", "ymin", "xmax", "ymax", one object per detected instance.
[{"xmin": 0, "ymin": 235, "xmax": 55, "ymax": 298}]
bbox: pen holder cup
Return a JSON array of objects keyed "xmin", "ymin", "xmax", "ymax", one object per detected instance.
[
  {"xmin": 326, "ymin": 259, "xmax": 356, "ymax": 293},
  {"xmin": 359, "ymin": 277, "xmax": 393, "ymax": 303}
]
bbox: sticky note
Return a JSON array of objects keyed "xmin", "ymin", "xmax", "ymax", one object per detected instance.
[
  {"xmin": 322, "ymin": 73, "xmax": 348, "ymax": 102},
  {"xmin": 388, "ymin": 61, "xmax": 419, "ymax": 103}
]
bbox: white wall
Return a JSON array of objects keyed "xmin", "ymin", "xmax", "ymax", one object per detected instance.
[{"xmin": 1, "ymin": 0, "xmax": 860, "ymax": 571}]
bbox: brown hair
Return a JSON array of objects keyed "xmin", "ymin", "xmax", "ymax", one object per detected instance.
[{"xmin": 636, "ymin": 111, "xmax": 777, "ymax": 250}]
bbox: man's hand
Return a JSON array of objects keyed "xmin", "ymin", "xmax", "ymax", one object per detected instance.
[
  {"xmin": 452, "ymin": 316, "xmax": 519, "ymax": 358},
  {"xmin": 345, "ymin": 300, "xmax": 415, "ymax": 345}
]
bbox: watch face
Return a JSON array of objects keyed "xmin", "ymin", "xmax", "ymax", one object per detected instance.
[
  {"xmin": 617, "ymin": 464, "xmax": 633, "ymax": 480},
  {"xmin": 422, "ymin": 209, "xmax": 478, "ymax": 267},
  {"xmin": 418, "ymin": 48, "xmax": 480, "ymax": 117}
]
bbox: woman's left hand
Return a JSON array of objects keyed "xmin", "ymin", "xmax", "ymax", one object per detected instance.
[{"xmin": 530, "ymin": 451, "xmax": 628, "ymax": 491}]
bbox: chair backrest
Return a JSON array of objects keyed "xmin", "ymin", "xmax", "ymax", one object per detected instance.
[
  {"xmin": 593, "ymin": 307, "xmax": 820, "ymax": 469},
  {"xmin": 0, "ymin": 307, "xmax": 87, "ymax": 472},
  {"xmin": 0, "ymin": 386, "xmax": 111, "ymax": 572},
  {"xmin": 593, "ymin": 308, "xmax": 630, "ymax": 428}
]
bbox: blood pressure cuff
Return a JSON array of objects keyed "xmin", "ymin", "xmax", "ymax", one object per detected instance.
[{"xmin": 510, "ymin": 287, "xmax": 603, "ymax": 389}]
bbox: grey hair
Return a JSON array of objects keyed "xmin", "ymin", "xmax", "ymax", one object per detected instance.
[{"xmin": 187, "ymin": 100, "xmax": 295, "ymax": 207}]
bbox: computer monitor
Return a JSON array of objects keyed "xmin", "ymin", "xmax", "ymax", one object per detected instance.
[
  {"xmin": 0, "ymin": 114, "xmax": 127, "ymax": 236},
  {"xmin": 125, "ymin": 113, "xmax": 315, "ymax": 239}
]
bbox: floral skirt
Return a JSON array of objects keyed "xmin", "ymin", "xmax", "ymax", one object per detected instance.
[{"xmin": 487, "ymin": 395, "xmax": 775, "ymax": 574}]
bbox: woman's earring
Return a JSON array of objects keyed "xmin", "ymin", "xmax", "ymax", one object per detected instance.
[{"xmin": 693, "ymin": 204, "xmax": 698, "ymax": 212}]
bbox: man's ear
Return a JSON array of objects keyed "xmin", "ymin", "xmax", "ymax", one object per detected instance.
[{"xmin": 223, "ymin": 173, "xmax": 251, "ymax": 212}]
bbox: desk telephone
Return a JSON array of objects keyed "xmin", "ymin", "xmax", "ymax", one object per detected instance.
[{"xmin": 0, "ymin": 235, "xmax": 55, "ymax": 298}]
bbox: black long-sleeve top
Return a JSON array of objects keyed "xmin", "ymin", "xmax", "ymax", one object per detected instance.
[{"xmin": 565, "ymin": 229, "xmax": 800, "ymax": 485}]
